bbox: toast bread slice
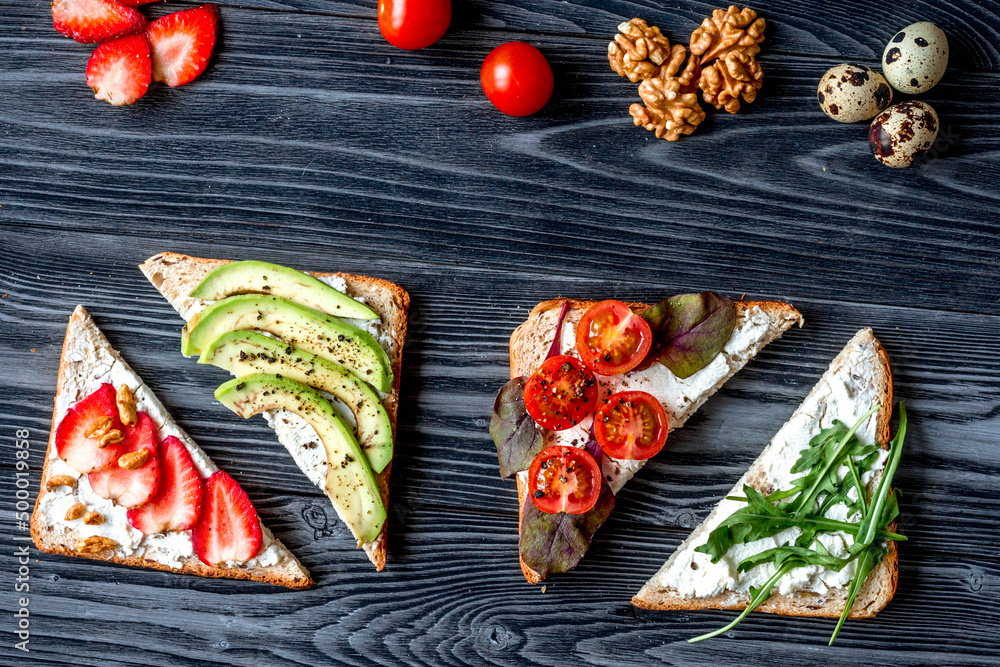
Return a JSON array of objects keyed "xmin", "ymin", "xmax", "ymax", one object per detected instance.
[
  {"xmin": 139, "ymin": 252, "xmax": 409, "ymax": 570},
  {"xmin": 510, "ymin": 298, "xmax": 804, "ymax": 584},
  {"xmin": 31, "ymin": 306, "xmax": 313, "ymax": 589},
  {"xmin": 632, "ymin": 328, "xmax": 897, "ymax": 619}
]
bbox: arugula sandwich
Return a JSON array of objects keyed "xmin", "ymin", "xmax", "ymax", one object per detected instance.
[{"xmin": 633, "ymin": 328, "xmax": 905, "ymax": 643}]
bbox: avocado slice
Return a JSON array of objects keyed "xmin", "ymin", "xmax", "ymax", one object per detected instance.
[
  {"xmin": 190, "ymin": 260, "xmax": 379, "ymax": 320},
  {"xmin": 183, "ymin": 294, "xmax": 393, "ymax": 392},
  {"xmin": 215, "ymin": 373, "xmax": 386, "ymax": 544},
  {"xmin": 199, "ymin": 331, "xmax": 393, "ymax": 473}
]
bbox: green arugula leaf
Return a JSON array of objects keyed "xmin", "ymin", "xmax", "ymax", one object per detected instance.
[
  {"xmin": 736, "ymin": 540, "xmax": 849, "ymax": 573},
  {"xmin": 688, "ymin": 562, "xmax": 797, "ymax": 644},
  {"xmin": 695, "ymin": 485, "xmax": 800, "ymax": 562},
  {"xmin": 691, "ymin": 404, "xmax": 909, "ymax": 645},
  {"xmin": 786, "ymin": 406, "xmax": 879, "ymax": 516}
]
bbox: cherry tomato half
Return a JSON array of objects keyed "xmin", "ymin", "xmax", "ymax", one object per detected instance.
[
  {"xmin": 527, "ymin": 445, "xmax": 602, "ymax": 514},
  {"xmin": 378, "ymin": 0, "xmax": 451, "ymax": 51},
  {"xmin": 576, "ymin": 300, "xmax": 653, "ymax": 375},
  {"xmin": 480, "ymin": 41, "xmax": 554, "ymax": 117},
  {"xmin": 524, "ymin": 355, "xmax": 598, "ymax": 431},
  {"xmin": 594, "ymin": 391, "xmax": 669, "ymax": 461}
]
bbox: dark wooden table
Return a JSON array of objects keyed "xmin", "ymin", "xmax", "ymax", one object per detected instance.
[{"xmin": 2, "ymin": 0, "xmax": 999, "ymax": 664}]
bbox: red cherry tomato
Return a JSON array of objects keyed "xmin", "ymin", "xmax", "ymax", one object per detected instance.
[
  {"xmin": 523, "ymin": 355, "xmax": 598, "ymax": 431},
  {"xmin": 378, "ymin": 0, "xmax": 451, "ymax": 51},
  {"xmin": 594, "ymin": 391, "xmax": 669, "ymax": 461},
  {"xmin": 480, "ymin": 41, "xmax": 554, "ymax": 117},
  {"xmin": 527, "ymin": 445, "xmax": 602, "ymax": 514},
  {"xmin": 575, "ymin": 300, "xmax": 653, "ymax": 375}
]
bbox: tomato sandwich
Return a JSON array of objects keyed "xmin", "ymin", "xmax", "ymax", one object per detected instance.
[
  {"xmin": 32, "ymin": 306, "xmax": 312, "ymax": 588},
  {"xmin": 490, "ymin": 294, "xmax": 803, "ymax": 583}
]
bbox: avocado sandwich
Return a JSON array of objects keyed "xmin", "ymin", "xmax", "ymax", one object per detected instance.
[{"xmin": 140, "ymin": 253, "xmax": 409, "ymax": 571}]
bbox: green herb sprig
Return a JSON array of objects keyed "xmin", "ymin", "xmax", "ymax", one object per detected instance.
[{"xmin": 689, "ymin": 403, "xmax": 908, "ymax": 645}]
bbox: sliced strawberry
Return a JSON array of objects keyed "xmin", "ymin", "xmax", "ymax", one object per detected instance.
[
  {"xmin": 86, "ymin": 34, "xmax": 151, "ymax": 107},
  {"xmin": 116, "ymin": 0, "xmax": 162, "ymax": 5},
  {"xmin": 88, "ymin": 412, "xmax": 159, "ymax": 508},
  {"xmin": 193, "ymin": 471, "xmax": 263, "ymax": 566},
  {"xmin": 127, "ymin": 436, "xmax": 203, "ymax": 535},
  {"xmin": 146, "ymin": 5, "xmax": 219, "ymax": 88},
  {"xmin": 55, "ymin": 383, "xmax": 128, "ymax": 474},
  {"xmin": 52, "ymin": 0, "xmax": 147, "ymax": 44}
]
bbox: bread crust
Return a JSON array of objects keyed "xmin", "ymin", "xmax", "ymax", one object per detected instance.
[
  {"xmin": 509, "ymin": 298, "xmax": 804, "ymax": 585},
  {"xmin": 31, "ymin": 307, "xmax": 313, "ymax": 589},
  {"xmin": 631, "ymin": 328, "xmax": 898, "ymax": 619},
  {"xmin": 138, "ymin": 252, "xmax": 410, "ymax": 571}
]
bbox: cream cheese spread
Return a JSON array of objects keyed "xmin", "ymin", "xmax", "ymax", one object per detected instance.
[
  {"xmin": 38, "ymin": 317, "xmax": 286, "ymax": 570},
  {"xmin": 522, "ymin": 305, "xmax": 782, "ymax": 494},
  {"xmin": 647, "ymin": 337, "xmax": 887, "ymax": 599}
]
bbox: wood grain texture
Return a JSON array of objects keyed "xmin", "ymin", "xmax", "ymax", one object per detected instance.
[
  {"xmin": 2, "ymin": 227, "xmax": 999, "ymax": 665},
  {"xmin": 2, "ymin": 4, "xmax": 999, "ymax": 315},
  {"xmin": 1, "ymin": 0, "xmax": 999, "ymax": 664}
]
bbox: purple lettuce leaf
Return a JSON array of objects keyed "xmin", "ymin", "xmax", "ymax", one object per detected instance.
[
  {"xmin": 518, "ymin": 481, "xmax": 615, "ymax": 579},
  {"xmin": 544, "ymin": 300, "xmax": 570, "ymax": 360},
  {"xmin": 490, "ymin": 376, "xmax": 545, "ymax": 478},
  {"xmin": 641, "ymin": 291, "xmax": 736, "ymax": 379}
]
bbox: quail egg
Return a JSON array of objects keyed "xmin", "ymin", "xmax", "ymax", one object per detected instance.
[
  {"xmin": 817, "ymin": 64, "xmax": 893, "ymax": 122},
  {"xmin": 882, "ymin": 22, "xmax": 948, "ymax": 94},
  {"xmin": 869, "ymin": 100, "xmax": 939, "ymax": 167}
]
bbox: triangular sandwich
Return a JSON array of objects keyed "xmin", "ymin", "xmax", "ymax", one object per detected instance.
[
  {"xmin": 139, "ymin": 252, "xmax": 408, "ymax": 571},
  {"xmin": 634, "ymin": 328, "xmax": 897, "ymax": 621},
  {"xmin": 509, "ymin": 298, "xmax": 803, "ymax": 583},
  {"xmin": 32, "ymin": 306, "xmax": 312, "ymax": 589}
]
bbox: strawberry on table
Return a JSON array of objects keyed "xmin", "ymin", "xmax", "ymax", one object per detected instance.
[
  {"xmin": 55, "ymin": 383, "xmax": 129, "ymax": 473},
  {"xmin": 146, "ymin": 4, "xmax": 219, "ymax": 87},
  {"xmin": 51, "ymin": 0, "xmax": 147, "ymax": 44},
  {"xmin": 86, "ymin": 33, "xmax": 152, "ymax": 106},
  {"xmin": 193, "ymin": 471, "xmax": 263, "ymax": 566},
  {"xmin": 128, "ymin": 436, "xmax": 204, "ymax": 535},
  {"xmin": 88, "ymin": 412, "xmax": 160, "ymax": 507}
]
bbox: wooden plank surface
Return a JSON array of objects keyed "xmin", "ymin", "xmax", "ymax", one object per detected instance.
[{"xmin": 1, "ymin": 0, "xmax": 998, "ymax": 664}]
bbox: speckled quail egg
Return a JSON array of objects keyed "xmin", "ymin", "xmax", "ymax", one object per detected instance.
[
  {"xmin": 869, "ymin": 101, "xmax": 939, "ymax": 167},
  {"xmin": 817, "ymin": 64, "xmax": 893, "ymax": 123},
  {"xmin": 883, "ymin": 22, "xmax": 948, "ymax": 94}
]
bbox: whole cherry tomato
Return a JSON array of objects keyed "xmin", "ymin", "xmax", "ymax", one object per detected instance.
[
  {"xmin": 576, "ymin": 300, "xmax": 653, "ymax": 375},
  {"xmin": 523, "ymin": 355, "xmax": 598, "ymax": 431},
  {"xmin": 594, "ymin": 391, "xmax": 669, "ymax": 461},
  {"xmin": 527, "ymin": 445, "xmax": 602, "ymax": 514},
  {"xmin": 378, "ymin": 0, "xmax": 451, "ymax": 51},
  {"xmin": 480, "ymin": 41, "xmax": 554, "ymax": 116}
]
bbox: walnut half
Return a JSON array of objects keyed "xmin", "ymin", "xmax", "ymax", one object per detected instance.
[
  {"xmin": 700, "ymin": 50, "xmax": 764, "ymax": 113},
  {"xmin": 608, "ymin": 18, "xmax": 673, "ymax": 83},
  {"xmin": 628, "ymin": 44, "xmax": 705, "ymax": 141},
  {"xmin": 630, "ymin": 76, "xmax": 707, "ymax": 141},
  {"xmin": 690, "ymin": 5, "xmax": 765, "ymax": 64}
]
